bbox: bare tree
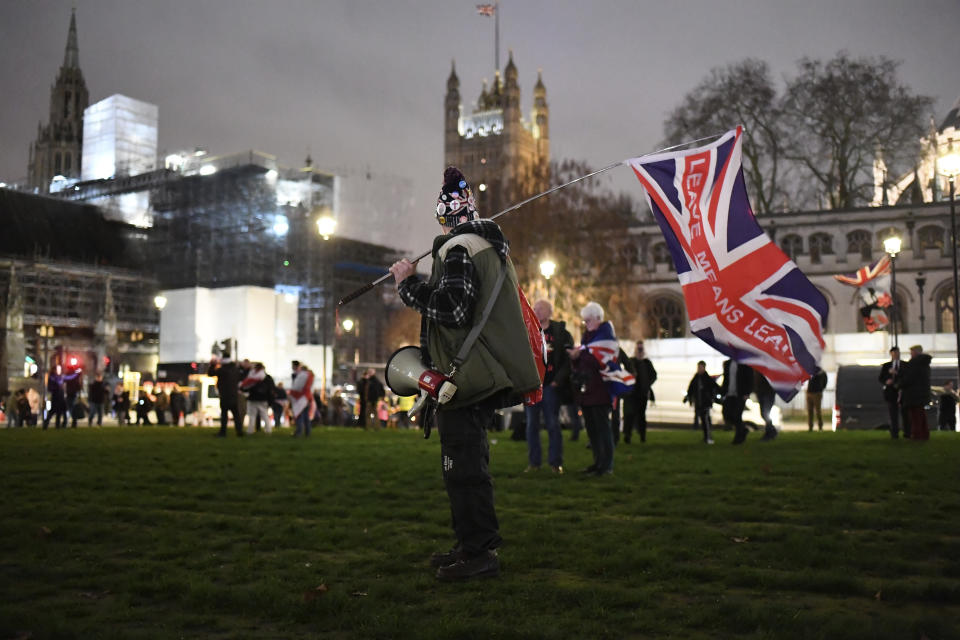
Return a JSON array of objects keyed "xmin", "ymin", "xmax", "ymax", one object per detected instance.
[
  {"xmin": 781, "ymin": 52, "xmax": 932, "ymax": 209},
  {"xmin": 498, "ymin": 159, "xmax": 649, "ymax": 340},
  {"xmin": 663, "ymin": 59, "xmax": 787, "ymax": 214}
]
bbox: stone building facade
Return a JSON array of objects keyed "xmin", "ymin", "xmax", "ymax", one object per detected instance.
[
  {"xmin": 444, "ymin": 52, "xmax": 549, "ymax": 214},
  {"xmin": 27, "ymin": 10, "xmax": 89, "ymax": 192}
]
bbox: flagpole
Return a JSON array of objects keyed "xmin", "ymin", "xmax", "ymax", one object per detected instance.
[
  {"xmin": 494, "ymin": 1, "xmax": 500, "ymax": 72},
  {"xmin": 338, "ymin": 131, "xmax": 728, "ymax": 307}
]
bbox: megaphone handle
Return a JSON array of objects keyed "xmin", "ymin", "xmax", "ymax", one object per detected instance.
[{"xmin": 408, "ymin": 393, "xmax": 429, "ymax": 418}]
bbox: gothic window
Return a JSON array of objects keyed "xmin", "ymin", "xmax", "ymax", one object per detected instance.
[
  {"xmin": 917, "ymin": 225, "xmax": 944, "ymax": 251},
  {"xmin": 64, "ymin": 91, "xmax": 71, "ymax": 118},
  {"xmin": 936, "ymin": 287, "xmax": 956, "ymax": 333},
  {"xmin": 781, "ymin": 234, "xmax": 803, "ymax": 260},
  {"xmin": 646, "ymin": 295, "xmax": 686, "ymax": 338},
  {"xmin": 64, "ymin": 153, "xmax": 71, "ymax": 172},
  {"xmin": 621, "ymin": 243, "xmax": 640, "ymax": 266},
  {"xmin": 808, "ymin": 233, "xmax": 833, "ymax": 264},
  {"xmin": 54, "ymin": 152, "xmax": 61, "ymax": 174},
  {"xmin": 652, "ymin": 242, "xmax": 674, "ymax": 271},
  {"xmin": 847, "ymin": 229, "xmax": 872, "ymax": 261}
]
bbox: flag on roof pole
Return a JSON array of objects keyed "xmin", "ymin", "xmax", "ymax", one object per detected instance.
[
  {"xmin": 833, "ymin": 255, "xmax": 892, "ymax": 332},
  {"xmin": 476, "ymin": 4, "xmax": 496, "ymax": 16},
  {"xmin": 625, "ymin": 127, "xmax": 828, "ymax": 401}
]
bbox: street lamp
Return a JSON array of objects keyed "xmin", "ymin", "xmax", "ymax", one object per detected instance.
[
  {"xmin": 341, "ymin": 317, "xmax": 355, "ymax": 333},
  {"xmin": 315, "ymin": 211, "xmax": 337, "ymax": 400},
  {"xmin": 883, "ymin": 235, "xmax": 902, "ymax": 348},
  {"xmin": 915, "ymin": 272, "xmax": 926, "ymax": 334},
  {"xmin": 37, "ymin": 324, "xmax": 54, "ymax": 424},
  {"xmin": 938, "ymin": 141, "xmax": 960, "ymax": 386},
  {"xmin": 154, "ymin": 295, "xmax": 167, "ymax": 310},
  {"xmin": 539, "ymin": 259, "xmax": 556, "ymax": 280}
]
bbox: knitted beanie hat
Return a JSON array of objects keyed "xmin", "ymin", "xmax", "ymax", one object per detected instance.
[{"xmin": 436, "ymin": 166, "xmax": 478, "ymax": 226}]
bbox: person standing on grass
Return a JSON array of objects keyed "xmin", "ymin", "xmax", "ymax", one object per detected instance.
[
  {"xmin": 879, "ymin": 347, "xmax": 905, "ymax": 439},
  {"xmin": 685, "ymin": 360, "xmax": 718, "ymax": 444},
  {"xmin": 805, "ymin": 368, "xmax": 828, "ymax": 431},
  {"xmin": 720, "ymin": 358, "xmax": 753, "ymax": 445},
  {"xmin": 523, "ymin": 299, "xmax": 572, "ymax": 474},
  {"xmin": 271, "ymin": 382, "xmax": 287, "ymax": 428},
  {"xmin": 899, "ymin": 345, "xmax": 932, "ymax": 441},
  {"xmin": 358, "ymin": 368, "xmax": 385, "ymax": 430},
  {"xmin": 87, "ymin": 373, "xmax": 107, "ymax": 427},
  {"xmin": 242, "ymin": 363, "xmax": 276, "ymax": 434},
  {"xmin": 289, "ymin": 361, "xmax": 315, "ymax": 437},
  {"xmin": 389, "ymin": 167, "xmax": 540, "ymax": 582},
  {"xmin": 208, "ymin": 354, "xmax": 242, "ymax": 437},
  {"xmin": 622, "ymin": 339, "xmax": 657, "ymax": 444},
  {"xmin": 754, "ymin": 370, "xmax": 778, "ymax": 442},
  {"xmin": 568, "ymin": 302, "xmax": 617, "ymax": 476},
  {"xmin": 113, "ymin": 382, "xmax": 130, "ymax": 425},
  {"xmin": 938, "ymin": 380, "xmax": 958, "ymax": 432}
]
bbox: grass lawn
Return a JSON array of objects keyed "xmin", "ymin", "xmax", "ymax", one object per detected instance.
[{"xmin": 1, "ymin": 425, "xmax": 958, "ymax": 639}]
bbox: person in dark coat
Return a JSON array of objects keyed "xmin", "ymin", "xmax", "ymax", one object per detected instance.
[
  {"xmin": 622, "ymin": 340, "xmax": 657, "ymax": 444},
  {"xmin": 208, "ymin": 355, "xmax": 243, "ymax": 437},
  {"xmin": 357, "ymin": 368, "xmax": 385, "ymax": 429},
  {"xmin": 169, "ymin": 384, "xmax": 186, "ymax": 426},
  {"xmin": 878, "ymin": 347, "xmax": 905, "ymax": 439},
  {"xmin": 43, "ymin": 365, "xmax": 72, "ymax": 429},
  {"xmin": 569, "ymin": 302, "xmax": 615, "ymax": 476},
  {"xmin": 720, "ymin": 358, "xmax": 754, "ymax": 445},
  {"xmin": 523, "ymin": 300, "xmax": 573, "ymax": 472},
  {"xmin": 938, "ymin": 380, "xmax": 958, "ymax": 432},
  {"xmin": 87, "ymin": 373, "xmax": 108, "ymax": 426},
  {"xmin": 899, "ymin": 345, "xmax": 932, "ymax": 441},
  {"xmin": 684, "ymin": 360, "xmax": 719, "ymax": 443}
]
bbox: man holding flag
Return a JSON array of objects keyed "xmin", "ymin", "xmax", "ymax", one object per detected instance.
[{"xmin": 626, "ymin": 127, "xmax": 828, "ymax": 402}]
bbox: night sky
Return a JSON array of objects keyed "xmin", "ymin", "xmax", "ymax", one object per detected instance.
[{"xmin": 2, "ymin": 0, "xmax": 959, "ymax": 253}]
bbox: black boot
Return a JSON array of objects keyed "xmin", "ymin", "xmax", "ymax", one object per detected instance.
[{"xmin": 435, "ymin": 550, "xmax": 499, "ymax": 581}]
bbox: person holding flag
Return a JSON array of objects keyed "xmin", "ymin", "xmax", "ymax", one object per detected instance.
[{"xmin": 568, "ymin": 302, "xmax": 634, "ymax": 476}]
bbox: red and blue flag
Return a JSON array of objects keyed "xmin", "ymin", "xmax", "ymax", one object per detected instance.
[
  {"xmin": 582, "ymin": 320, "xmax": 635, "ymax": 398},
  {"xmin": 626, "ymin": 127, "xmax": 827, "ymax": 401}
]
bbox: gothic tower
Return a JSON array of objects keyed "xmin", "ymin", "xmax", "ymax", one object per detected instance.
[
  {"xmin": 27, "ymin": 9, "xmax": 89, "ymax": 192},
  {"xmin": 443, "ymin": 51, "xmax": 549, "ymax": 216}
]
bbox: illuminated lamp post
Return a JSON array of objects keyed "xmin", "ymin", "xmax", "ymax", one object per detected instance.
[
  {"xmin": 37, "ymin": 324, "xmax": 54, "ymax": 424},
  {"xmin": 938, "ymin": 142, "xmax": 960, "ymax": 386},
  {"xmin": 316, "ymin": 213, "xmax": 337, "ymax": 400},
  {"xmin": 539, "ymin": 258, "xmax": 557, "ymax": 300},
  {"xmin": 883, "ymin": 235, "xmax": 902, "ymax": 349},
  {"xmin": 915, "ymin": 273, "xmax": 926, "ymax": 334}
]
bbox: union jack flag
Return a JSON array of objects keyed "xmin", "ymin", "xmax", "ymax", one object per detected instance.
[
  {"xmin": 476, "ymin": 3, "xmax": 496, "ymax": 16},
  {"xmin": 626, "ymin": 127, "xmax": 828, "ymax": 401},
  {"xmin": 833, "ymin": 256, "xmax": 892, "ymax": 332},
  {"xmin": 582, "ymin": 321, "xmax": 635, "ymax": 398}
]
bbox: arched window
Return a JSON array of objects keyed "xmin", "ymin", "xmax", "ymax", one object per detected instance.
[
  {"xmin": 846, "ymin": 229, "xmax": 872, "ymax": 262},
  {"xmin": 917, "ymin": 225, "xmax": 944, "ymax": 251},
  {"xmin": 64, "ymin": 152, "xmax": 71, "ymax": 172},
  {"xmin": 54, "ymin": 152, "xmax": 61, "ymax": 174},
  {"xmin": 621, "ymin": 243, "xmax": 640, "ymax": 266},
  {"xmin": 781, "ymin": 234, "xmax": 803, "ymax": 260},
  {"xmin": 808, "ymin": 233, "xmax": 833, "ymax": 264},
  {"xmin": 652, "ymin": 242, "xmax": 674, "ymax": 271},
  {"xmin": 936, "ymin": 286, "xmax": 956, "ymax": 333},
  {"xmin": 645, "ymin": 295, "xmax": 686, "ymax": 338}
]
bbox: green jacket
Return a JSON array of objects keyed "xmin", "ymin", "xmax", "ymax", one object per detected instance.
[{"xmin": 426, "ymin": 233, "xmax": 540, "ymax": 410}]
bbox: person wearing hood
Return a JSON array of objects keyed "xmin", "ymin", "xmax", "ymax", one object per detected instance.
[
  {"xmin": 389, "ymin": 167, "xmax": 540, "ymax": 583},
  {"xmin": 523, "ymin": 299, "xmax": 573, "ymax": 474},
  {"xmin": 899, "ymin": 344, "xmax": 933, "ymax": 441}
]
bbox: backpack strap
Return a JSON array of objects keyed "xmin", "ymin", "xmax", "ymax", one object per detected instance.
[{"xmin": 448, "ymin": 258, "xmax": 507, "ymax": 377}]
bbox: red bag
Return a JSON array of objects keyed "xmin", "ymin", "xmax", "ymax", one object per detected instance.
[{"xmin": 517, "ymin": 285, "xmax": 547, "ymax": 406}]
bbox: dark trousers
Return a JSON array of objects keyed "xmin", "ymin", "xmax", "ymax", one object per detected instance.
[
  {"xmin": 722, "ymin": 396, "xmax": 747, "ymax": 441},
  {"xmin": 693, "ymin": 407, "xmax": 712, "ymax": 441},
  {"xmin": 610, "ymin": 398, "xmax": 621, "ymax": 444},
  {"xmin": 437, "ymin": 404, "xmax": 502, "ymax": 557},
  {"xmin": 758, "ymin": 392, "xmax": 776, "ymax": 437},
  {"xmin": 885, "ymin": 399, "xmax": 901, "ymax": 438},
  {"xmin": 220, "ymin": 404, "xmax": 242, "ymax": 436},
  {"xmin": 623, "ymin": 395, "xmax": 649, "ymax": 443},
  {"xmin": 582, "ymin": 404, "xmax": 614, "ymax": 473}
]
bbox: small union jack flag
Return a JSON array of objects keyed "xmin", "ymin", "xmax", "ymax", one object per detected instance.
[
  {"xmin": 626, "ymin": 127, "xmax": 828, "ymax": 401},
  {"xmin": 834, "ymin": 256, "xmax": 892, "ymax": 332},
  {"xmin": 476, "ymin": 3, "xmax": 496, "ymax": 16}
]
